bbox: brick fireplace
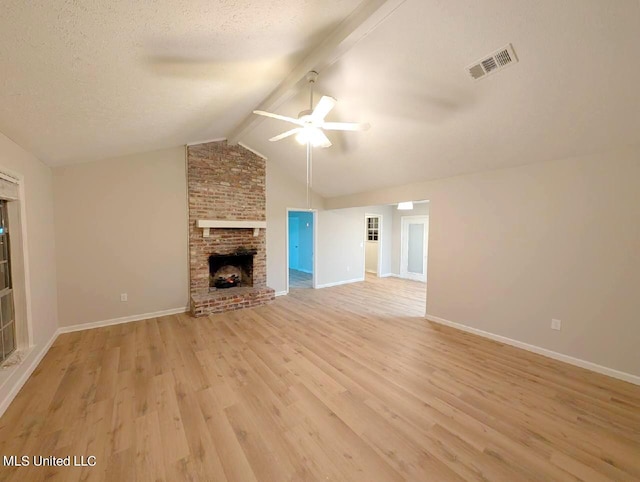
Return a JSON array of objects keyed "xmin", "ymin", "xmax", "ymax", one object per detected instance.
[{"xmin": 188, "ymin": 140, "xmax": 275, "ymax": 316}]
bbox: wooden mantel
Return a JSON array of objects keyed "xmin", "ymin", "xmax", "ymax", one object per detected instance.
[{"xmin": 197, "ymin": 220, "xmax": 267, "ymax": 238}]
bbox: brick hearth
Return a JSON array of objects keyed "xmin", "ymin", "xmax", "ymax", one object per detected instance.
[{"xmin": 188, "ymin": 141, "xmax": 274, "ymax": 316}]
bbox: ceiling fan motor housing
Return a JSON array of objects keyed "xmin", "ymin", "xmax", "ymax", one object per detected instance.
[
  {"xmin": 298, "ymin": 109, "xmax": 315, "ymax": 123},
  {"xmin": 305, "ymin": 71, "xmax": 319, "ymax": 83}
]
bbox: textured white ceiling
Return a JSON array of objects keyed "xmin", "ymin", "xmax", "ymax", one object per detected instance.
[
  {"xmin": 1, "ymin": 0, "xmax": 639, "ymax": 199},
  {"xmin": 0, "ymin": 0, "xmax": 362, "ymax": 165},
  {"xmin": 243, "ymin": 0, "xmax": 640, "ymax": 197}
]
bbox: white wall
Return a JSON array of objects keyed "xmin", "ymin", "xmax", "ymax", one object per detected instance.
[
  {"xmin": 47, "ymin": 147, "xmax": 326, "ymax": 323},
  {"xmin": 51, "ymin": 146, "xmax": 398, "ymax": 321},
  {"xmin": 0, "ymin": 131, "xmax": 58, "ymax": 411},
  {"xmin": 266, "ymin": 161, "xmax": 399, "ymax": 291},
  {"xmin": 53, "ymin": 146, "xmax": 189, "ymax": 327},
  {"xmin": 266, "ymin": 161, "xmax": 324, "ymax": 294},
  {"xmin": 391, "ymin": 202, "xmax": 430, "ymax": 275},
  {"xmin": 326, "ymin": 144, "xmax": 640, "ymax": 378},
  {"xmin": 316, "ymin": 204, "xmax": 393, "ymax": 286}
]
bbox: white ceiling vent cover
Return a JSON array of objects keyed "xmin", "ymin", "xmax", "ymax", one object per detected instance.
[{"xmin": 466, "ymin": 44, "xmax": 518, "ymax": 80}]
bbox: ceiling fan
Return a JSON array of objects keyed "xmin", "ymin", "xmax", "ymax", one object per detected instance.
[
  {"xmin": 253, "ymin": 71, "xmax": 370, "ymax": 148},
  {"xmin": 252, "ymin": 71, "xmax": 369, "ymax": 209}
]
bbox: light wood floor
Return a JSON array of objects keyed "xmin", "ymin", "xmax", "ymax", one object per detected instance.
[
  {"xmin": 289, "ymin": 269, "xmax": 312, "ymax": 289},
  {"xmin": 1, "ymin": 275, "xmax": 639, "ymax": 481}
]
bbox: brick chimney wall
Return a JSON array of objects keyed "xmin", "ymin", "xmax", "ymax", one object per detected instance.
[{"xmin": 187, "ymin": 140, "xmax": 273, "ymax": 315}]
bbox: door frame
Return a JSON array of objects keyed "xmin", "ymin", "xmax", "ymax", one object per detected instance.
[
  {"xmin": 363, "ymin": 213, "xmax": 383, "ymax": 278},
  {"xmin": 286, "ymin": 208, "xmax": 318, "ymax": 292},
  {"xmin": 400, "ymin": 215, "xmax": 428, "ymax": 282},
  {"xmin": 0, "ymin": 168, "xmax": 32, "ymax": 351}
]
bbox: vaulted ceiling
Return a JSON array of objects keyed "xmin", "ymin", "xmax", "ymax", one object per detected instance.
[
  {"xmin": 1, "ymin": 0, "xmax": 639, "ymax": 198},
  {"xmin": 0, "ymin": 0, "xmax": 361, "ymax": 164}
]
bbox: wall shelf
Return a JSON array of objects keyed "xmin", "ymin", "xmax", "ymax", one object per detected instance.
[{"xmin": 197, "ymin": 220, "xmax": 266, "ymax": 238}]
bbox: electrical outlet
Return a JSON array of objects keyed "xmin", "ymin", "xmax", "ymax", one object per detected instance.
[
  {"xmin": 347, "ymin": 265, "xmax": 351, "ymax": 272},
  {"xmin": 120, "ymin": 293, "xmax": 128, "ymax": 302},
  {"xmin": 551, "ymin": 319, "xmax": 561, "ymax": 331}
]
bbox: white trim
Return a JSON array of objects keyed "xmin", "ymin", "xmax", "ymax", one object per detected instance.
[
  {"xmin": 0, "ymin": 330, "xmax": 57, "ymax": 417},
  {"xmin": 426, "ymin": 314, "xmax": 640, "ymax": 386},
  {"xmin": 275, "ymin": 290, "xmax": 288, "ymax": 297},
  {"xmin": 197, "ymin": 220, "xmax": 266, "ymax": 229},
  {"xmin": 0, "ymin": 166, "xmax": 34, "ymax": 350},
  {"xmin": 316, "ymin": 277, "xmax": 365, "ymax": 289},
  {"xmin": 197, "ymin": 220, "xmax": 266, "ymax": 238},
  {"xmin": 237, "ymin": 142, "xmax": 268, "ymax": 160},
  {"xmin": 17, "ymin": 177, "xmax": 33, "ymax": 347},
  {"xmin": 186, "ymin": 137, "xmax": 227, "ymax": 147},
  {"xmin": 58, "ymin": 307, "xmax": 188, "ymax": 334},
  {"xmin": 379, "ymin": 273, "xmax": 398, "ymax": 278},
  {"xmin": 313, "ymin": 211, "xmax": 318, "ymax": 289},
  {"xmin": 0, "ymin": 171, "xmax": 20, "ymax": 184}
]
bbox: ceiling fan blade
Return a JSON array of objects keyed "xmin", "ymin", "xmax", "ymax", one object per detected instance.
[
  {"xmin": 315, "ymin": 130, "xmax": 332, "ymax": 148},
  {"xmin": 269, "ymin": 128, "xmax": 302, "ymax": 142},
  {"xmin": 311, "ymin": 96, "xmax": 337, "ymax": 121},
  {"xmin": 253, "ymin": 111, "xmax": 304, "ymax": 126},
  {"xmin": 321, "ymin": 122, "xmax": 371, "ymax": 131}
]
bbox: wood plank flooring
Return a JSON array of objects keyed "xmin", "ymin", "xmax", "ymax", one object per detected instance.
[
  {"xmin": 289, "ymin": 269, "xmax": 312, "ymax": 289},
  {"xmin": 0, "ymin": 275, "xmax": 639, "ymax": 481}
]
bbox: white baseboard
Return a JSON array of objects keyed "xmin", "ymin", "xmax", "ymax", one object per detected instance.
[
  {"xmin": 0, "ymin": 330, "xmax": 58, "ymax": 417},
  {"xmin": 275, "ymin": 290, "xmax": 288, "ymax": 297},
  {"xmin": 316, "ymin": 277, "xmax": 365, "ymax": 289},
  {"xmin": 58, "ymin": 307, "xmax": 189, "ymax": 334},
  {"xmin": 0, "ymin": 306, "xmax": 190, "ymax": 417},
  {"xmin": 426, "ymin": 314, "xmax": 640, "ymax": 386},
  {"xmin": 380, "ymin": 273, "xmax": 398, "ymax": 278}
]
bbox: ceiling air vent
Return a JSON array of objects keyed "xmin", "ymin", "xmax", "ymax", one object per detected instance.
[{"xmin": 466, "ymin": 43, "xmax": 518, "ymax": 80}]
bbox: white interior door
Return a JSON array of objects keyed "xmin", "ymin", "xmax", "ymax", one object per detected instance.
[
  {"xmin": 400, "ymin": 216, "xmax": 428, "ymax": 282},
  {"xmin": 364, "ymin": 215, "xmax": 380, "ymax": 275}
]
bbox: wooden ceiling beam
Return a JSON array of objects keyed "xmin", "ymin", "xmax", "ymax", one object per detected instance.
[{"xmin": 226, "ymin": 0, "xmax": 406, "ymax": 145}]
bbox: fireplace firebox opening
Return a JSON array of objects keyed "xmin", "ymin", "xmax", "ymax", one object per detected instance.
[{"xmin": 208, "ymin": 249, "xmax": 256, "ymax": 290}]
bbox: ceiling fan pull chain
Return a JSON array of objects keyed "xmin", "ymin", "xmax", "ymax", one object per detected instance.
[
  {"xmin": 306, "ymin": 141, "xmax": 311, "ymax": 209},
  {"xmin": 309, "ymin": 142, "xmax": 313, "ymax": 203}
]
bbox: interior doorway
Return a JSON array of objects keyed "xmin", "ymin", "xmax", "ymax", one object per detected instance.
[
  {"xmin": 287, "ymin": 209, "xmax": 316, "ymax": 290},
  {"xmin": 400, "ymin": 215, "xmax": 429, "ymax": 282},
  {"xmin": 364, "ymin": 214, "xmax": 382, "ymax": 277}
]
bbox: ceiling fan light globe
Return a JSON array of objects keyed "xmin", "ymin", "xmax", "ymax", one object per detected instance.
[
  {"xmin": 295, "ymin": 127, "xmax": 329, "ymax": 147},
  {"xmin": 309, "ymin": 128, "xmax": 327, "ymax": 147},
  {"xmin": 295, "ymin": 129, "xmax": 310, "ymax": 145}
]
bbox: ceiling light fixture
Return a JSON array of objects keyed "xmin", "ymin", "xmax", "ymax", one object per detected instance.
[
  {"xmin": 253, "ymin": 71, "xmax": 370, "ymax": 209},
  {"xmin": 295, "ymin": 127, "xmax": 328, "ymax": 147},
  {"xmin": 397, "ymin": 201, "xmax": 414, "ymax": 210}
]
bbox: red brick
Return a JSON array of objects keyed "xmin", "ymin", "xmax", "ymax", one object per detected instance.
[{"xmin": 187, "ymin": 140, "xmax": 274, "ymax": 317}]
